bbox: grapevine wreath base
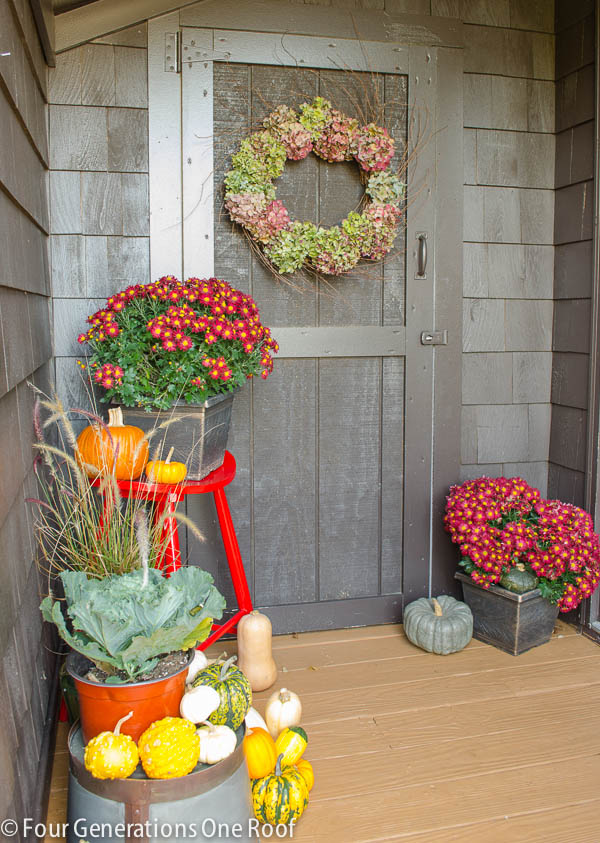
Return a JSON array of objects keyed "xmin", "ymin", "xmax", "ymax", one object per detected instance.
[{"xmin": 224, "ymin": 97, "xmax": 405, "ymax": 278}]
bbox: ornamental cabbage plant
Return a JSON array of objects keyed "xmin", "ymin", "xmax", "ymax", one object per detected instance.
[{"xmin": 41, "ymin": 567, "xmax": 225, "ymax": 682}]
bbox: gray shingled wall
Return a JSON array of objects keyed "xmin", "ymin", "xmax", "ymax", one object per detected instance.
[
  {"xmin": 453, "ymin": 1, "xmax": 555, "ymax": 493},
  {"xmin": 549, "ymin": 0, "xmax": 594, "ymax": 507},
  {"xmin": 0, "ymin": 0, "xmax": 55, "ymax": 835},
  {"xmin": 48, "ymin": 22, "xmax": 149, "ymax": 410}
]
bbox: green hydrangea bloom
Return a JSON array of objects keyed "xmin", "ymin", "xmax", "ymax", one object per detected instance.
[
  {"xmin": 247, "ymin": 131, "xmax": 287, "ymax": 178},
  {"xmin": 341, "ymin": 211, "xmax": 372, "ymax": 242},
  {"xmin": 365, "ymin": 171, "xmax": 405, "ymax": 204},
  {"xmin": 224, "ymin": 170, "xmax": 275, "ymax": 199},
  {"xmin": 299, "ymin": 97, "xmax": 334, "ymax": 140},
  {"xmin": 313, "ymin": 226, "xmax": 361, "ymax": 275},
  {"xmin": 265, "ymin": 222, "xmax": 318, "ymax": 273},
  {"xmin": 230, "ymin": 142, "xmax": 267, "ymax": 178}
]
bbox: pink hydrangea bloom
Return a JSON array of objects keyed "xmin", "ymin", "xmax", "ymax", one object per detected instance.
[
  {"xmin": 355, "ymin": 124, "xmax": 395, "ymax": 172},
  {"xmin": 250, "ymin": 200, "xmax": 291, "ymax": 244},
  {"xmin": 224, "ymin": 192, "xmax": 268, "ymax": 228},
  {"xmin": 313, "ymin": 110, "xmax": 359, "ymax": 162}
]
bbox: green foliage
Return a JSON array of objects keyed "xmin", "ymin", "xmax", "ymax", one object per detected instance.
[
  {"xmin": 537, "ymin": 575, "xmax": 573, "ymax": 605},
  {"xmin": 224, "ymin": 169, "xmax": 275, "ymax": 199},
  {"xmin": 41, "ymin": 567, "xmax": 225, "ymax": 682},
  {"xmin": 459, "ymin": 558, "xmax": 476, "ymax": 575}
]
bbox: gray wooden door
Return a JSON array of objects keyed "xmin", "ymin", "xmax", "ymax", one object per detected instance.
[{"xmin": 169, "ymin": 27, "xmax": 456, "ymax": 632}]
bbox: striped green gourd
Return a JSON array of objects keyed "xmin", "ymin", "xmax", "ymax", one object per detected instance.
[
  {"xmin": 192, "ymin": 655, "xmax": 252, "ymax": 730},
  {"xmin": 251, "ymin": 753, "xmax": 309, "ymax": 825}
]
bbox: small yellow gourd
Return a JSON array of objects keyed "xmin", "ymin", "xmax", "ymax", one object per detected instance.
[
  {"xmin": 274, "ymin": 726, "xmax": 308, "ymax": 767},
  {"xmin": 264, "ymin": 688, "xmax": 302, "ymax": 737},
  {"xmin": 295, "ymin": 758, "xmax": 314, "ymax": 792},
  {"xmin": 138, "ymin": 717, "xmax": 200, "ymax": 779},
  {"xmin": 84, "ymin": 711, "xmax": 139, "ymax": 780},
  {"xmin": 145, "ymin": 446, "xmax": 187, "ymax": 484},
  {"xmin": 236, "ymin": 610, "xmax": 277, "ymax": 692}
]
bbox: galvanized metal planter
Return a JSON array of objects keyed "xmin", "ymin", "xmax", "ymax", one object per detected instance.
[
  {"xmin": 118, "ymin": 390, "xmax": 236, "ymax": 481},
  {"xmin": 455, "ymin": 572, "xmax": 559, "ymax": 656},
  {"xmin": 67, "ymin": 722, "xmax": 253, "ymax": 843}
]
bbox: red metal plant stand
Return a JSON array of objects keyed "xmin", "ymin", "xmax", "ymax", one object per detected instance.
[{"xmin": 95, "ymin": 451, "xmax": 253, "ymax": 649}]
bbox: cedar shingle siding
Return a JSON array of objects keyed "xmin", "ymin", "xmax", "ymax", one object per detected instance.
[
  {"xmin": 0, "ymin": 0, "xmax": 55, "ymax": 834},
  {"xmin": 48, "ymin": 24, "xmax": 149, "ymax": 411},
  {"xmin": 549, "ymin": 0, "xmax": 594, "ymax": 506}
]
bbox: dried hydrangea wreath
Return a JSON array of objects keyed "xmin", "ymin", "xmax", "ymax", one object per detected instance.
[{"xmin": 224, "ymin": 97, "xmax": 405, "ymax": 277}]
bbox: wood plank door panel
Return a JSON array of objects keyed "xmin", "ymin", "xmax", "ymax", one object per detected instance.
[{"xmin": 178, "ymin": 29, "xmax": 444, "ymax": 632}]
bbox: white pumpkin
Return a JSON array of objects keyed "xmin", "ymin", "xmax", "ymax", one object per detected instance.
[
  {"xmin": 196, "ymin": 721, "xmax": 237, "ymax": 765},
  {"xmin": 180, "ymin": 685, "xmax": 220, "ymax": 724},
  {"xmin": 264, "ymin": 688, "xmax": 302, "ymax": 738},
  {"xmin": 245, "ymin": 706, "xmax": 268, "ymax": 733},
  {"xmin": 186, "ymin": 649, "xmax": 209, "ymax": 685}
]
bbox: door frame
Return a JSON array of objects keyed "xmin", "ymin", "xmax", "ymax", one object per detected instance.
[{"xmin": 147, "ymin": 5, "xmax": 463, "ymax": 613}]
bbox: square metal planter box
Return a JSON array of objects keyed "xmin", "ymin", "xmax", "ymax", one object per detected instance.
[
  {"xmin": 119, "ymin": 391, "xmax": 235, "ymax": 481},
  {"xmin": 455, "ymin": 572, "xmax": 559, "ymax": 656}
]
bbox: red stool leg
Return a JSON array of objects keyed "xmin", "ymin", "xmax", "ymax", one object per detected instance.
[
  {"xmin": 213, "ymin": 487, "xmax": 253, "ymax": 614},
  {"xmin": 154, "ymin": 491, "xmax": 182, "ymax": 575}
]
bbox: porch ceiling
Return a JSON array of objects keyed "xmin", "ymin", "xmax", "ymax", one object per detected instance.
[{"xmin": 53, "ymin": 0, "xmax": 99, "ymax": 11}]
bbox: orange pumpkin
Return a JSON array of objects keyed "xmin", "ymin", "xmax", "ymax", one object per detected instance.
[
  {"xmin": 77, "ymin": 407, "xmax": 148, "ymax": 480},
  {"xmin": 295, "ymin": 758, "xmax": 314, "ymax": 791},
  {"xmin": 243, "ymin": 727, "xmax": 277, "ymax": 779}
]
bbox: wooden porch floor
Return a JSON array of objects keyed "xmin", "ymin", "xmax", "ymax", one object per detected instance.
[{"xmin": 46, "ymin": 621, "xmax": 600, "ymax": 841}]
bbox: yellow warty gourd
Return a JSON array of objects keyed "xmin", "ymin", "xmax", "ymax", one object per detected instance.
[
  {"xmin": 84, "ymin": 711, "xmax": 139, "ymax": 780},
  {"xmin": 138, "ymin": 717, "xmax": 200, "ymax": 779}
]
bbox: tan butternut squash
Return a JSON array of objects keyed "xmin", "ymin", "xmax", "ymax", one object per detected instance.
[{"xmin": 237, "ymin": 610, "xmax": 277, "ymax": 692}]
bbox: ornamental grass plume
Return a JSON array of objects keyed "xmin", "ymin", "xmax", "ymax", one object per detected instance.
[
  {"xmin": 445, "ymin": 476, "xmax": 600, "ymax": 612},
  {"xmin": 28, "ymin": 392, "xmax": 207, "ymax": 582}
]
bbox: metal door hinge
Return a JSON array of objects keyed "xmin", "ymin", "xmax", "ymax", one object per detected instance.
[
  {"xmin": 421, "ymin": 330, "xmax": 448, "ymax": 346},
  {"xmin": 165, "ymin": 31, "xmax": 181, "ymax": 73}
]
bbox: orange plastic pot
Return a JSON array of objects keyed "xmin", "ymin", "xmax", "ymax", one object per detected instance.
[{"xmin": 66, "ymin": 651, "xmax": 192, "ymax": 744}]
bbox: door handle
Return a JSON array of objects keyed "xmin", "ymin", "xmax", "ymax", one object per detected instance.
[{"xmin": 415, "ymin": 232, "xmax": 427, "ymax": 278}]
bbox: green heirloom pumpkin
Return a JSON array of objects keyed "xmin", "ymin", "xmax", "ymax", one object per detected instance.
[
  {"xmin": 252, "ymin": 753, "xmax": 309, "ymax": 825},
  {"xmin": 192, "ymin": 655, "xmax": 252, "ymax": 730},
  {"xmin": 404, "ymin": 595, "xmax": 473, "ymax": 655},
  {"xmin": 500, "ymin": 563, "xmax": 538, "ymax": 594}
]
